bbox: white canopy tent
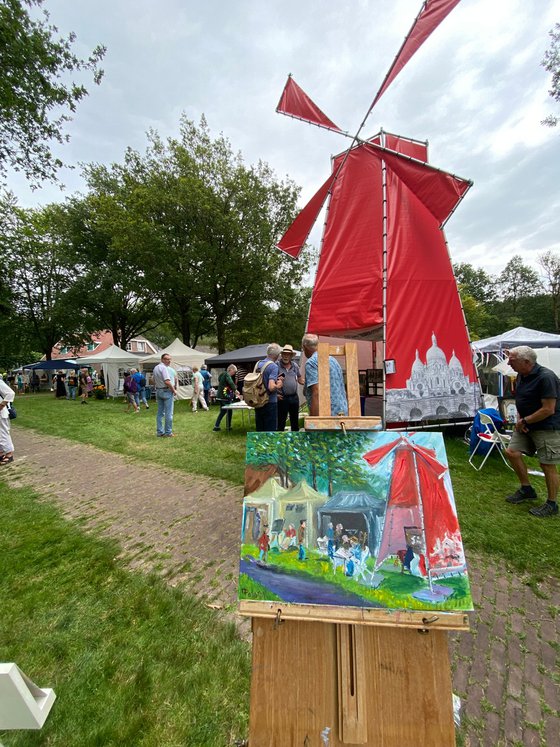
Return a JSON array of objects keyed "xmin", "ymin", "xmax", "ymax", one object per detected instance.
[
  {"xmin": 76, "ymin": 345, "xmax": 140, "ymax": 397},
  {"xmin": 472, "ymin": 326, "xmax": 560, "ymax": 354},
  {"xmin": 141, "ymin": 338, "xmax": 207, "ymax": 369},
  {"xmin": 472, "ymin": 327, "xmax": 560, "ymax": 400},
  {"xmin": 142, "ymin": 339, "xmax": 208, "ymax": 400}
]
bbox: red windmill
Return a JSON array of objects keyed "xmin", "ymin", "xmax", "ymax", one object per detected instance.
[
  {"xmin": 275, "ymin": 0, "xmax": 483, "ymax": 428},
  {"xmin": 363, "ymin": 434, "xmax": 468, "ymax": 602}
]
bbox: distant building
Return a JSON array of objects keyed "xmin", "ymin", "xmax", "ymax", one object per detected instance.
[{"xmin": 51, "ymin": 331, "xmax": 159, "ymax": 360}]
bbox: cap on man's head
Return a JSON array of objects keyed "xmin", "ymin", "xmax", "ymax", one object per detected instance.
[{"xmin": 281, "ymin": 344, "xmax": 295, "ymax": 356}]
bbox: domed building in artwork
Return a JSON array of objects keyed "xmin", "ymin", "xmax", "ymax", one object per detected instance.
[{"xmin": 386, "ymin": 332, "xmax": 482, "ymax": 422}]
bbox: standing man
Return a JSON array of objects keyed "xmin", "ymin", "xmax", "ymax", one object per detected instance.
[
  {"xmin": 504, "ymin": 346, "xmax": 560, "ymax": 517},
  {"xmin": 153, "ymin": 353, "xmax": 177, "ymax": 437},
  {"xmin": 301, "ymin": 333, "xmax": 348, "ymax": 417},
  {"xmin": 277, "ymin": 344, "xmax": 304, "ymax": 432},
  {"xmin": 191, "ymin": 366, "xmax": 209, "ymax": 413},
  {"xmin": 200, "ymin": 364, "xmax": 212, "ymax": 406},
  {"xmin": 254, "ymin": 343, "xmax": 282, "ymax": 432}
]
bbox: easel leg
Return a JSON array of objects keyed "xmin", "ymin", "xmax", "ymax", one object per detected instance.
[{"xmin": 336, "ymin": 624, "xmax": 367, "ymax": 744}]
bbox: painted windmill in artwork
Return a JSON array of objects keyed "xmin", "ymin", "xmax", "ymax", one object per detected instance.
[
  {"xmin": 363, "ymin": 434, "xmax": 468, "ymax": 603},
  {"xmin": 275, "ymin": 0, "xmax": 483, "ymax": 427}
]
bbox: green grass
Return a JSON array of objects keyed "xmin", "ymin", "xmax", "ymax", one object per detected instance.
[
  {"xmin": 0, "ymin": 481, "xmax": 250, "ymax": 746},
  {"xmin": 13, "ymin": 393, "xmax": 248, "ymax": 485},
  {"xmin": 445, "ymin": 436, "xmax": 560, "ymax": 585},
  {"xmin": 11, "ymin": 396, "xmax": 560, "ymax": 584}
]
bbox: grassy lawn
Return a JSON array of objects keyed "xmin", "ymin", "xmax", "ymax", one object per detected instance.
[{"xmin": 0, "ymin": 481, "xmax": 250, "ymax": 746}]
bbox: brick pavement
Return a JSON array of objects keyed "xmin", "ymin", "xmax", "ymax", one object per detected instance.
[{"xmin": 3, "ymin": 428, "xmax": 559, "ymax": 746}]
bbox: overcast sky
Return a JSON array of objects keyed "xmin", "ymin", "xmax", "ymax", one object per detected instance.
[{"xmin": 7, "ymin": 0, "xmax": 560, "ymax": 276}]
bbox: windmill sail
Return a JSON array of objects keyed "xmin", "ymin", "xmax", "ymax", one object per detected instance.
[
  {"xmin": 276, "ymin": 76, "xmax": 342, "ymax": 133},
  {"xmin": 370, "ymin": 0, "xmax": 462, "ymax": 110},
  {"xmin": 363, "ymin": 435, "xmax": 464, "ymax": 583}
]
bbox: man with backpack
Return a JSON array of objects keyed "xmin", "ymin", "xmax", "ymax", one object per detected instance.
[
  {"xmin": 132, "ymin": 368, "xmax": 149, "ymax": 409},
  {"xmin": 245, "ymin": 343, "xmax": 282, "ymax": 432}
]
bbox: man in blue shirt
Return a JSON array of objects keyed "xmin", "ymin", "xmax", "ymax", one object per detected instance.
[
  {"xmin": 255, "ymin": 343, "xmax": 282, "ymax": 432},
  {"xmin": 302, "ymin": 333, "xmax": 348, "ymax": 417}
]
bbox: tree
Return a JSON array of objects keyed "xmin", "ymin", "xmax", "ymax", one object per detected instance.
[
  {"xmin": 63, "ymin": 194, "xmax": 162, "ymax": 349},
  {"xmin": 452, "ymin": 262, "xmax": 493, "ymax": 304},
  {"xmin": 0, "ymin": 0, "xmax": 105, "ymax": 185},
  {"xmin": 496, "ymin": 255, "xmax": 540, "ymax": 313},
  {"xmin": 1, "ymin": 201, "xmax": 81, "ymax": 359},
  {"xmin": 81, "ymin": 116, "xmax": 309, "ymax": 352},
  {"xmin": 458, "ymin": 291, "xmax": 491, "ymax": 340},
  {"xmin": 538, "ymin": 250, "xmax": 560, "ymax": 331},
  {"xmin": 542, "ymin": 23, "xmax": 560, "ymax": 127}
]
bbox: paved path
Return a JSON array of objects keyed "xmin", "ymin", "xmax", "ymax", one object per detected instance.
[{"xmin": 4, "ymin": 428, "xmax": 560, "ymax": 746}]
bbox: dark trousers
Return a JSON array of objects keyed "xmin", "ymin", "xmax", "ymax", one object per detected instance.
[
  {"xmin": 277, "ymin": 395, "xmax": 300, "ymax": 432},
  {"xmin": 255, "ymin": 401, "xmax": 278, "ymax": 432},
  {"xmin": 214, "ymin": 400, "xmax": 232, "ymax": 429}
]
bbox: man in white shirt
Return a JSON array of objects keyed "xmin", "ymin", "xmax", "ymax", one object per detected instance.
[
  {"xmin": 153, "ymin": 353, "xmax": 177, "ymax": 437},
  {"xmin": 191, "ymin": 366, "xmax": 208, "ymax": 413}
]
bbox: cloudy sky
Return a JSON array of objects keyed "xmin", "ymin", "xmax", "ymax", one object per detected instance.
[{"xmin": 8, "ymin": 0, "xmax": 560, "ymax": 275}]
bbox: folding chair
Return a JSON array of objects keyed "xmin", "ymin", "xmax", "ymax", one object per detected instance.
[{"xmin": 468, "ymin": 411, "xmax": 513, "ymax": 471}]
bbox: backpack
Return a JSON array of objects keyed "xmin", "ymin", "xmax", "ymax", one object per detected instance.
[
  {"xmin": 243, "ymin": 360, "xmax": 273, "ymax": 408},
  {"xmin": 128, "ymin": 376, "xmax": 138, "ymax": 393}
]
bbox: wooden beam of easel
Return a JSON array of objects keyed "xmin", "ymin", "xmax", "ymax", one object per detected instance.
[{"xmin": 306, "ymin": 342, "xmax": 381, "ymax": 431}]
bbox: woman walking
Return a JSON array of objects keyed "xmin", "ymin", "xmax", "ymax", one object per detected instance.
[
  {"xmin": 213, "ymin": 365, "xmax": 238, "ymax": 431},
  {"xmin": 0, "ymin": 374, "xmax": 16, "ymax": 465},
  {"xmin": 79, "ymin": 368, "xmax": 91, "ymax": 405}
]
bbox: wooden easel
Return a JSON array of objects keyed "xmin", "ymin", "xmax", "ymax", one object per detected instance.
[{"xmin": 241, "ymin": 343, "xmax": 467, "ymax": 746}]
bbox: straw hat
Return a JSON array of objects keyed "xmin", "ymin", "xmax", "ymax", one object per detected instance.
[{"xmin": 281, "ymin": 344, "xmax": 295, "ymax": 356}]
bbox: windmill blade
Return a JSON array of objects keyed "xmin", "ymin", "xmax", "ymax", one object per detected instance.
[
  {"xmin": 369, "ymin": 0, "xmax": 461, "ymax": 111},
  {"xmin": 276, "ymin": 75, "xmax": 343, "ymax": 133},
  {"xmin": 276, "ymin": 172, "xmax": 337, "ymax": 257}
]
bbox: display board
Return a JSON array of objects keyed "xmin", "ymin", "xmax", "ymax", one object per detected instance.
[{"xmin": 239, "ymin": 430, "xmax": 473, "ymax": 614}]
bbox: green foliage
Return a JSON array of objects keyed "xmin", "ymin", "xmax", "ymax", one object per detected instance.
[
  {"xmin": 453, "ymin": 262, "xmax": 493, "ymax": 304},
  {"xmin": 0, "ymin": 480, "xmax": 249, "ymax": 745},
  {"xmin": 80, "ymin": 116, "xmax": 310, "ymax": 352},
  {"xmin": 542, "ymin": 22, "xmax": 560, "ymax": 127},
  {"xmin": 0, "ymin": 0, "xmax": 105, "ymax": 185},
  {"xmin": 0, "ymin": 200, "xmax": 85, "ymax": 359},
  {"xmin": 496, "ymin": 255, "xmax": 540, "ymax": 312}
]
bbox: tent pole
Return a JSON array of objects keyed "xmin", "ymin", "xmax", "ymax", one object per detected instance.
[{"xmin": 381, "ymin": 129, "xmax": 388, "ymax": 429}]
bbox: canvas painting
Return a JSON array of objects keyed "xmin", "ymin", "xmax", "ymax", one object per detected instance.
[{"xmin": 239, "ymin": 431, "xmax": 473, "ymax": 613}]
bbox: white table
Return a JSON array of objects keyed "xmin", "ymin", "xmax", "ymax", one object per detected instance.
[{"xmin": 221, "ymin": 401, "xmax": 255, "ymax": 429}]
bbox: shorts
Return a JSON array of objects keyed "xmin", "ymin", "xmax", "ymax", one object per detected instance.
[{"xmin": 509, "ymin": 429, "xmax": 560, "ymax": 464}]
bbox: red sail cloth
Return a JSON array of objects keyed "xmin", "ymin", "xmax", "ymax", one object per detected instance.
[
  {"xmin": 277, "ymin": 172, "xmax": 337, "ymax": 258},
  {"xmin": 384, "ymin": 163, "xmax": 476, "ymax": 388},
  {"xmin": 277, "ymin": 76, "xmax": 342, "ymax": 132},
  {"xmin": 305, "ymin": 140, "xmax": 471, "ymax": 341},
  {"xmin": 367, "ymin": 143, "xmax": 470, "ymax": 226},
  {"xmin": 307, "ymin": 147, "xmax": 384, "ymax": 336},
  {"xmin": 371, "ymin": 0, "xmax": 462, "ymax": 109}
]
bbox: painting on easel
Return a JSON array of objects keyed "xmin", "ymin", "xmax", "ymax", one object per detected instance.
[{"xmin": 239, "ymin": 431, "xmax": 473, "ymax": 612}]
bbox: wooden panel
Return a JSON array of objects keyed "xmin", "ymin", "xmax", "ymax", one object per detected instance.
[
  {"xmin": 344, "ymin": 344, "xmax": 361, "ymax": 417},
  {"xmin": 239, "ymin": 600, "xmax": 470, "ymax": 632},
  {"xmin": 248, "ymin": 619, "xmax": 456, "ymax": 746},
  {"xmin": 318, "ymin": 343, "xmax": 332, "ymax": 416},
  {"xmin": 304, "ymin": 416, "xmax": 382, "ymax": 431}
]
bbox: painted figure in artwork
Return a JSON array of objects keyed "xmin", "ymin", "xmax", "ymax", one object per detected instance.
[
  {"xmin": 326, "ymin": 522, "xmax": 335, "ymax": 559},
  {"xmin": 258, "ymin": 525, "xmax": 270, "ymax": 564},
  {"xmin": 297, "ymin": 520, "xmax": 306, "ymax": 561}
]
